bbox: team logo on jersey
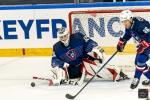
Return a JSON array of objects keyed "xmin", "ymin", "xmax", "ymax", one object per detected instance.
[{"xmin": 66, "ymin": 49, "xmax": 77, "ymax": 60}]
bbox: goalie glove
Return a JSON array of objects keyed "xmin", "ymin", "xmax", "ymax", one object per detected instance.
[{"xmin": 91, "ymin": 46, "xmax": 106, "ymax": 63}]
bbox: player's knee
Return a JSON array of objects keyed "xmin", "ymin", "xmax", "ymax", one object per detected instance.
[
  {"xmin": 68, "ymin": 66, "xmax": 82, "ymax": 79},
  {"xmin": 143, "ymin": 65, "xmax": 150, "ymax": 74},
  {"xmin": 135, "ymin": 54, "xmax": 148, "ymax": 67},
  {"xmin": 135, "ymin": 54, "xmax": 148, "ymax": 72}
]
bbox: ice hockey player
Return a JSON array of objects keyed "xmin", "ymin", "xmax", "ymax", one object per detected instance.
[
  {"xmin": 50, "ymin": 27, "xmax": 129, "ymax": 86},
  {"xmin": 117, "ymin": 10, "xmax": 150, "ymax": 89}
]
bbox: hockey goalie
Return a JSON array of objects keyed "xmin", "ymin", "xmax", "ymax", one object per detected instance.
[{"xmin": 50, "ymin": 27, "xmax": 129, "ymax": 86}]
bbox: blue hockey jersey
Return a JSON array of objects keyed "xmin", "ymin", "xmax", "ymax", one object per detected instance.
[
  {"xmin": 51, "ymin": 33, "xmax": 98, "ymax": 69},
  {"xmin": 121, "ymin": 17, "xmax": 150, "ymax": 43}
]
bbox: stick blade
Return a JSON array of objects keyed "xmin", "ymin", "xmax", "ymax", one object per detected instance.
[
  {"xmin": 65, "ymin": 94, "xmax": 75, "ymax": 99},
  {"xmin": 33, "ymin": 76, "xmax": 37, "ymax": 79}
]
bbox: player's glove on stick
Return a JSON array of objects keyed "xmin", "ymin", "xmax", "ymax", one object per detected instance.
[
  {"xmin": 137, "ymin": 40, "xmax": 149, "ymax": 54},
  {"xmin": 117, "ymin": 38, "xmax": 127, "ymax": 52}
]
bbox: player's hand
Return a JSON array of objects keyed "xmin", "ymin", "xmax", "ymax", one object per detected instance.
[
  {"xmin": 92, "ymin": 46, "xmax": 105, "ymax": 63},
  {"xmin": 137, "ymin": 45, "xmax": 145, "ymax": 54},
  {"xmin": 117, "ymin": 38, "xmax": 126, "ymax": 52},
  {"xmin": 137, "ymin": 40, "xmax": 149, "ymax": 54}
]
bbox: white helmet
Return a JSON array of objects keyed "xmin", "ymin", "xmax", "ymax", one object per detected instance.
[
  {"xmin": 120, "ymin": 10, "xmax": 133, "ymax": 22},
  {"xmin": 57, "ymin": 27, "xmax": 70, "ymax": 47}
]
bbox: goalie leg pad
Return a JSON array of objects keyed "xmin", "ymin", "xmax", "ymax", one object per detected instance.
[
  {"xmin": 82, "ymin": 59, "xmax": 121, "ymax": 81},
  {"xmin": 49, "ymin": 67, "xmax": 66, "ymax": 85}
]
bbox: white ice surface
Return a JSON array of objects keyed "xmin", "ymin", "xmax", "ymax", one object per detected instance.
[{"xmin": 0, "ymin": 56, "xmax": 149, "ymax": 100}]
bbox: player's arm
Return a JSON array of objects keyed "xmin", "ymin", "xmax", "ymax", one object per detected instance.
[
  {"xmin": 51, "ymin": 51, "xmax": 69, "ymax": 69},
  {"xmin": 138, "ymin": 20, "xmax": 150, "ymax": 41},
  {"xmin": 51, "ymin": 56, "xmax": 65, "ymax": 68},
  {"xmin": 117, "ymin": 29, "xmax": 132, "ymax": 52},
  {"xmin": 80, "ymin": 33, "xmax": 105, "ymax": 63},
  {"xmin": 136, "ymin": 22, "xmax": 150, "ymax": 54},
  {"xmin": 50, "ymin": 48, "xmax": 69, "ymax": 85},
  {"xmin": 74, "ymin": 32, "xmax": 98, "ymax": 53}
]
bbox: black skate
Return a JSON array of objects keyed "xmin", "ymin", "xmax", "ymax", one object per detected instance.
[
  {"xmin": 116, "ymin": 71, "xmax": 130, "ymax": 82},
  {"xmin": 142, "ymin": 79, "xmax": 150, "ymax": 86},
  {"xmin": 130, "ymin": 78, "xmax": 140, "ymax": 89}
]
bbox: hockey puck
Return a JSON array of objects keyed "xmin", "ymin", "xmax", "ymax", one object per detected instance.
[{"xmin": 31, "ymin": 82, "xmax": 35, "ymax": 87}]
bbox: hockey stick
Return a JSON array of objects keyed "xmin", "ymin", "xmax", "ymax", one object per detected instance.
[
  {"xmin": 33, "ymin": 76, "xmax": 52, "ymax": 81},
  {"xmin": 89, "ymin": 64, "xmax": 102, "ymax": 78},
  {"xmin": 65, "ymin": 51, "xmax": 118, "ymax": 99},
  {"xmin": 33, "ymin": 76, "xmax": 81, "ymax": 86}
]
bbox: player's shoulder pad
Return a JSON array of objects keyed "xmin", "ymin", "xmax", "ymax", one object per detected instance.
[
  {"xmin": 71, "ymin": 32, "xmax": 89, "ymax": 42},
  {"xmin": 71, "ymin": 32, "xmax": 84, "ymax": 38},
  {"xmin": 53, "ymin": 41, "xmax": 63, "ymax": 51},
  {"xmin": 133, "ymin": 17, "xmax": 149, "ymax": 27},
  {"xmin": 134, "ymin": 17, "xmax": 150, "ymax": 33},
  {"xmin": 133, "ymin": 17, "xmax": 147, "ymax": 22}
]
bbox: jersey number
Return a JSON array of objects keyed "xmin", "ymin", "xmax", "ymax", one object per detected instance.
[{"xmin": 143, "ymin": 27, "xmax": 150, "ymax": 34}]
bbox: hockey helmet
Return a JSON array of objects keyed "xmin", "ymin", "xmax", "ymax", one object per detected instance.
[
  {"xmin": 57, "ymin": 27, "xmax": 70, "ymax": 46},
  {"xmin": 120, "ymin": 10, "xmax": 133, "ymax": 22}
]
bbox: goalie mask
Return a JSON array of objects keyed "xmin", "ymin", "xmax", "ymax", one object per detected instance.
[{"xmin": 57, "ymin": 27, "xmax": 70, "ymax": 47}]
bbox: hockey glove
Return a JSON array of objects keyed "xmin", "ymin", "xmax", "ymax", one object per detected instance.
[
  {"xmin": 92, "ymin": 46, "xmax": 105, "ymax": 63},
  {"xmin": 137, "ymin": 40, "xmax": 149, "ymax": 54},
  {"xmin": 117, "ymin": 38, "xmax": 127, "ymax": 52}
]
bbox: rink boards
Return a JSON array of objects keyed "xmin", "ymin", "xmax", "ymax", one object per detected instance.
[{"xmin": 0, "ymin": 2, "xmax": 149, "ymax": 56}]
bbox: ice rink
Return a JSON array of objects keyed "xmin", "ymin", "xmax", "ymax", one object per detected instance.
[{"xmin": 0, "ymin": 55, "xmax": 149, "ymax": 100}]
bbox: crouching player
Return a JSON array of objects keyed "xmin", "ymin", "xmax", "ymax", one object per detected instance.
[{"xmin": 49, "ymin": 27, "xmax": 129, "ymax": 86}]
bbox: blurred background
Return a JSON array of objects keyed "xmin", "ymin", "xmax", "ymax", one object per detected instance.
[{"xmin": 0, "ymin": 0, "xmax": 149, "ymax": 5}]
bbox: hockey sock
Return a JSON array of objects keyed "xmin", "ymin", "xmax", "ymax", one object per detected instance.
[
  {"xmin": 134, "ymin": 65, "xmax": 145, "ymax": 79},
  {"xmin": 143, "ymin": 65, "xmax": 150, "ymax": 79}
]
